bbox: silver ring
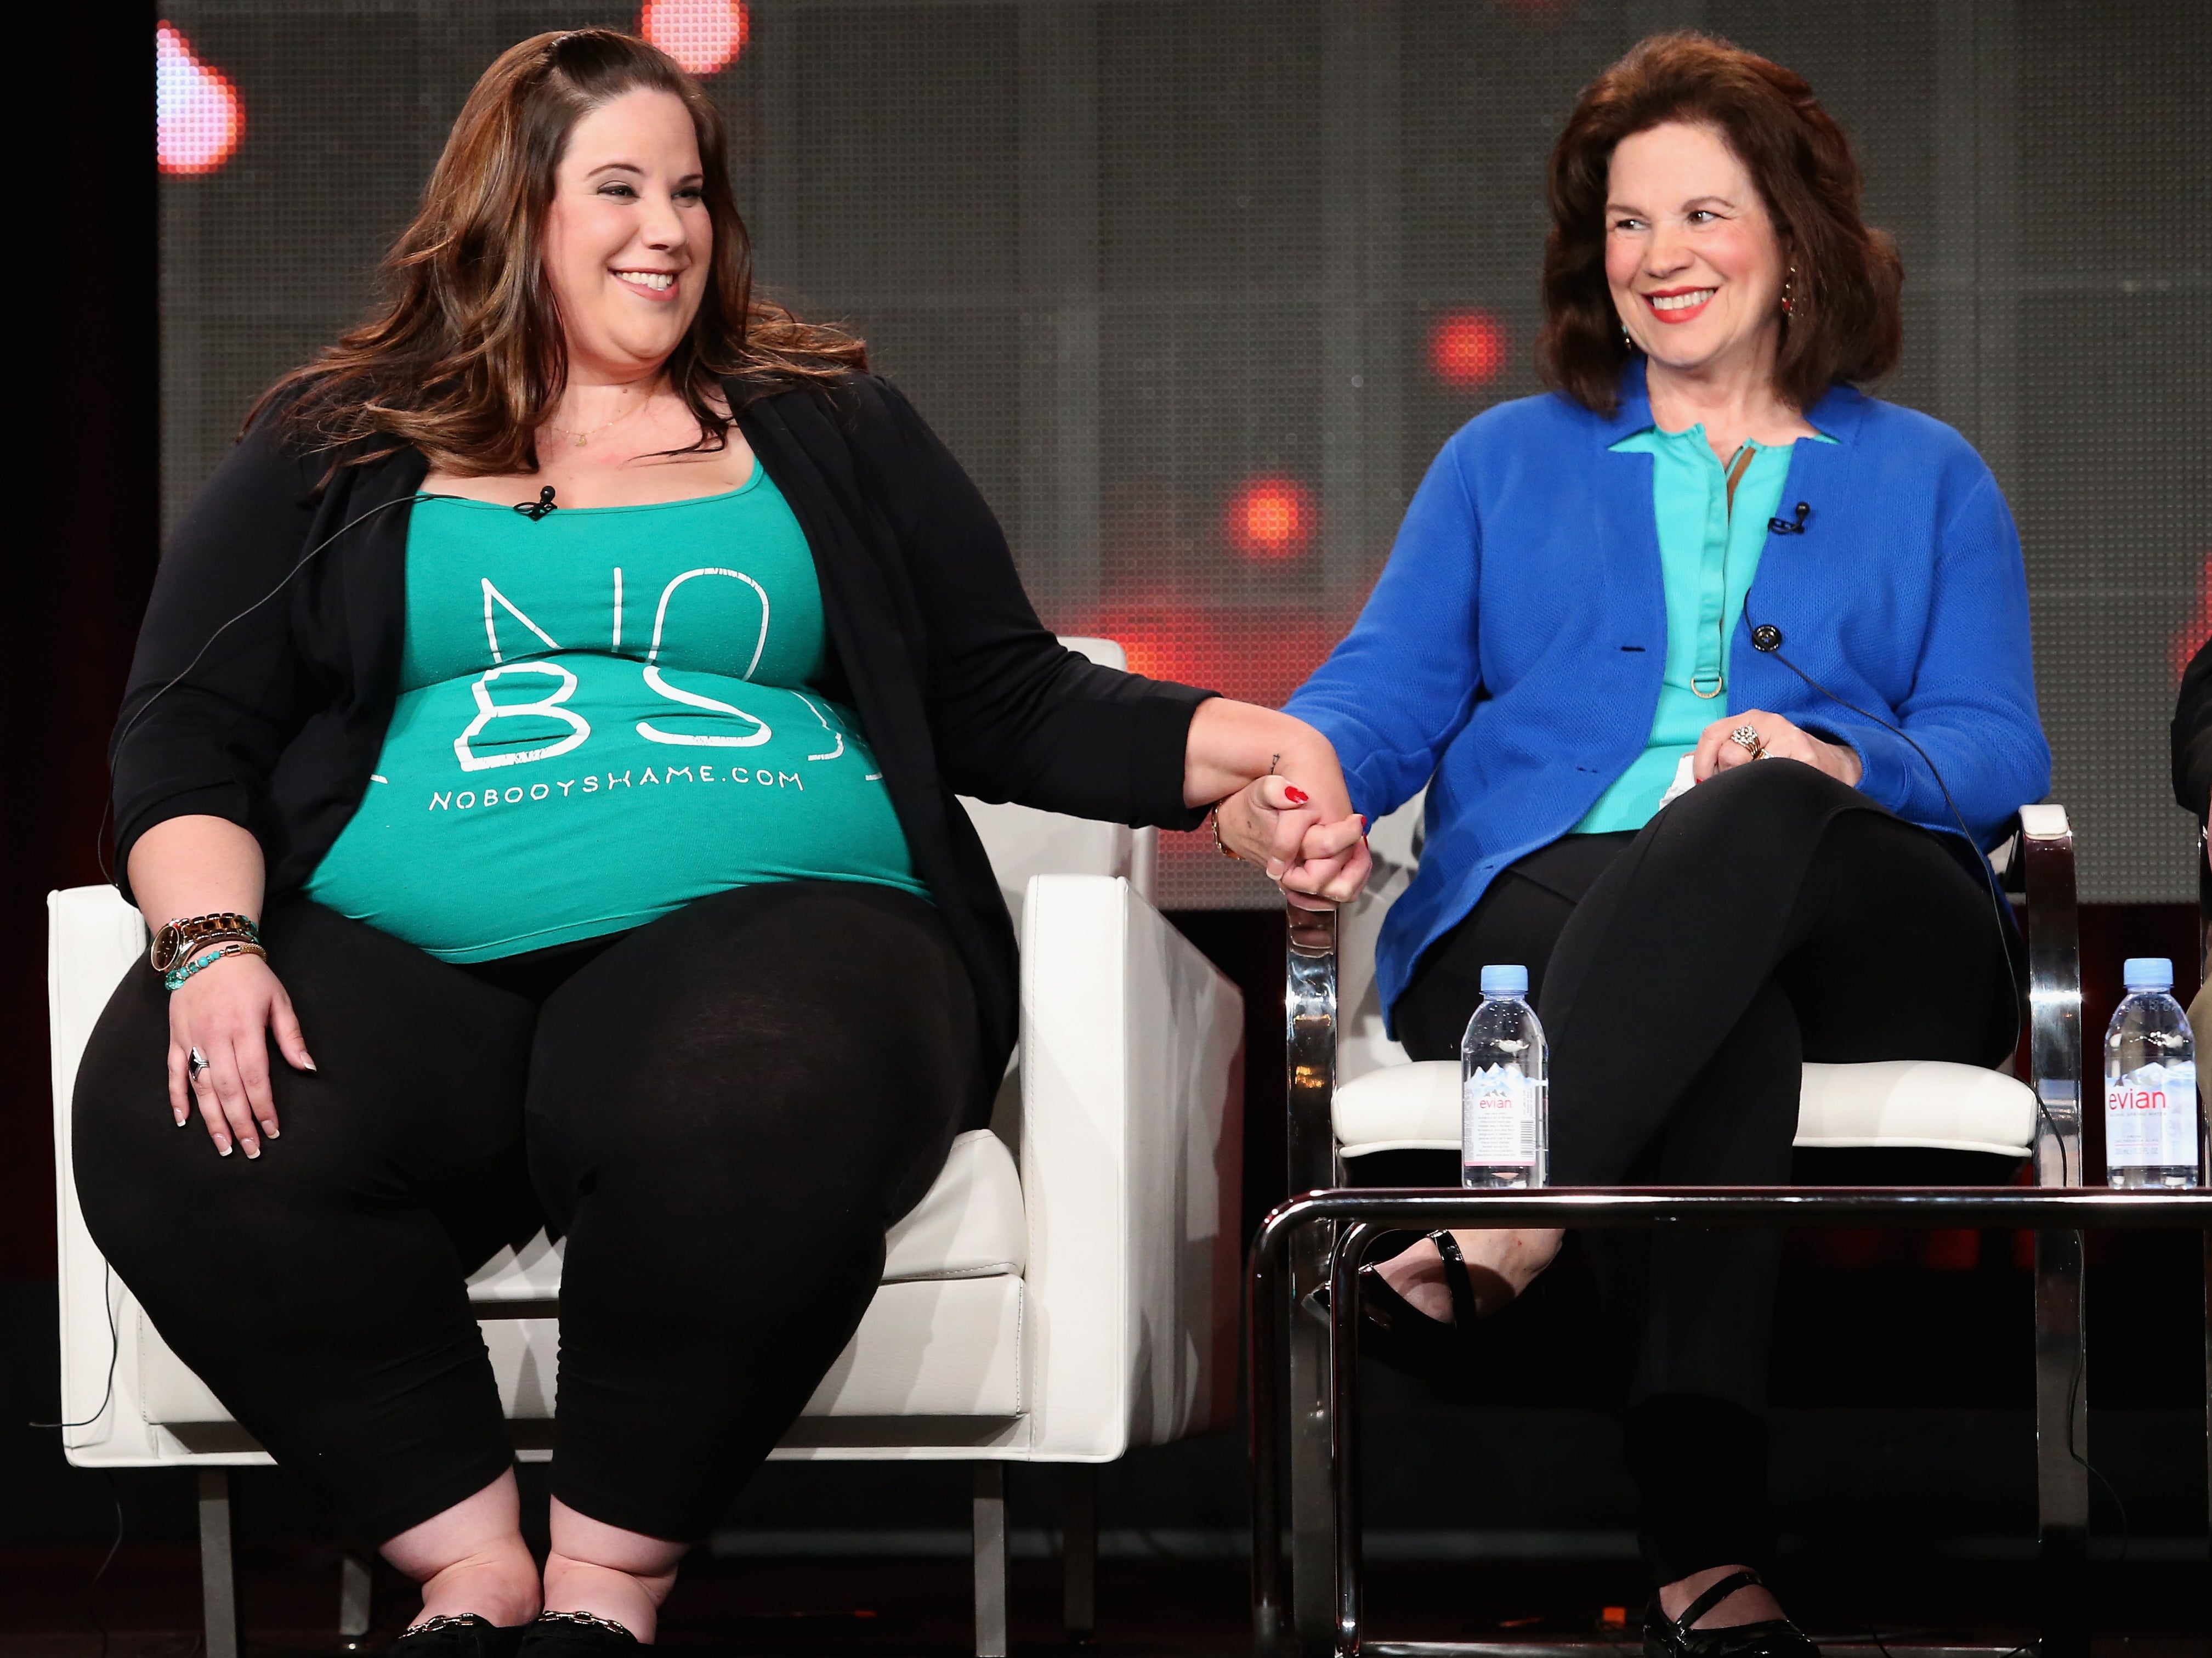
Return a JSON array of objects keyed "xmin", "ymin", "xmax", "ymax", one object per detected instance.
[
  {"xmin": 188, "ymin": 1046, "xmax": 209, "ymax": 1080},
  {"xmin": 1728, "ymin": 723, "xmax": 1768, "ymax": 760}
]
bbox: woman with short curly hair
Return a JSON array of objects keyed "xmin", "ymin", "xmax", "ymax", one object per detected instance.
[{"xmin": 1222, "ymin": 31, "xmax": 2046, "ymax": 1651}]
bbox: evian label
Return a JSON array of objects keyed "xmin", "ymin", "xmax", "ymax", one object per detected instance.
[
  {"xmin": 2104, "ymin": 1061, "xmax": 2200, "ymax": 1169},
  {"xmin": 1462, "ymin": 1063, "xmax": 1538, "ymax": 1166}
]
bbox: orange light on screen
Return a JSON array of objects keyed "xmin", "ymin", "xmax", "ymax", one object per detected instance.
[
  {"xmin": 155, "ymin": 22, "xmax": 244, "ymax": 176},
  {"xmin": 1226, "ymin": 477, "xmax": 1317, "ymax": 561},
  {"xmin": 1430, "ymin": 309, "xmax": 1508, "ymax": 389},
  {"xmin": 639, "ymin": 0, "xmax": 750, "ymax": 76}
]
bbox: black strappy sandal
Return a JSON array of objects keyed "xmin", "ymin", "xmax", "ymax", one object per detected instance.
[
  {"xmin": 389, "ymin": 1614, "xmax": 528, "ymax": 1658},
  {"xmin": 517, "ymin": 1610, "xmax": 642, "ymax": 1656},
  {"xmin": 1641, "ymin": 1569, "xmax": 1819, "ymax": 1658},
  {"xmin": 1347, "ymin": 1229, "xmax": 1484, "ymax": 1378}
]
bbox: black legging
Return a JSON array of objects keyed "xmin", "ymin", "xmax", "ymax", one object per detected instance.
[
  {"xmin": 72, "ymin": 880, "xmax": 978, "ymax": 1543},
  {"xmin": 1389, "ymin": 760, "xmax": 2021, "ymax": 1581}
]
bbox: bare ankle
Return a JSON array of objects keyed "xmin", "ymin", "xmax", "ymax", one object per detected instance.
[
  {"xmin": 414, "ymin": 1540, "xmax": 541, "ymax": 1628},
  {"xmin": 1656, "ymin": 1565, "xmax": 1783, "ymax": 1627},
  {"xmin": 542, "ymin": 1553, "xmax": 674, "ymax": 1643}
]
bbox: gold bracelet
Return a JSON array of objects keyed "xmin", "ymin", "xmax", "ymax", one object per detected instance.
[{"xmin": 1210, "ymin": 805, "xmax": 1243, "ymax": 861}]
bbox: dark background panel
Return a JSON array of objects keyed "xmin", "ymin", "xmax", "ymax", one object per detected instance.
[
  {"xmin": 151, "ymin": 0, "xmax": 2212, "ymax": 909},
  {"xmin": 4, "ymin": 7, "xmax": 2210, "ymax": 1620}
]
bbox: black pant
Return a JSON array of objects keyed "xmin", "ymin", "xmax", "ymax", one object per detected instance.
[
  {"xmin": 1391, "ymin": 761, "xmax": 2020, "ymax": 1580},
  {"xmin": 73, "ymin": 880, "xmax": 978, "ymax": 1543}
]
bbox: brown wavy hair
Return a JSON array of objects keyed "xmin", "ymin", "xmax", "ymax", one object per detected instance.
[
  {"xmin": 1537, "ymin": 31, "xmax": 1903, "ymax": 417},
  {"xmin": 253, "ymin": 28, "xmax": 864, "ymax": 476}
]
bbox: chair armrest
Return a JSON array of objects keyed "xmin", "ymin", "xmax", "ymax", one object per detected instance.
[
  {"xmin": 2019, "ymin": 806, "xmax": 2084, "ymax": 1186},
  {"xmin": 1017, "ymin": 875, "xmax": 1244, "ymax": 1458},
  {"xmin": 48, "ymin": 886, "xmax": 176, "ymax": 1464},
  {"xmin": 1286, "ymin": 907, "xmax": 1341, "ymax": 1196}
]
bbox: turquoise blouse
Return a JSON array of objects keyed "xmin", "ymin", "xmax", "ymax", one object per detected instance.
[{"xmin": 1571, "ymin": 421, "xmax": 1839, "ymax": 833}]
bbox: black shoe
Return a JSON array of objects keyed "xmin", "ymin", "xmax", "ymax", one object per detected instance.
[
  {"xmin": 389, "ymin": 1614, "xmax": 528, "ymax": 1658},
  {"xmin": 1345, "ymin": 1230, "xmax": 1485, "ymax": 1378},
  {"xmin": 518, "ymin": 1611, "xmax": 642, "ymax": 1656},
  {"xmin": 1642, "ymin": 1570, "xmax": 1819, "ymax": 1658}
]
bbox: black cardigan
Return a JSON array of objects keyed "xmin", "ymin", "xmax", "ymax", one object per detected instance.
[{"xmin": 110, "ymin": 374, "xmax": 1215, "ymax": 1083}]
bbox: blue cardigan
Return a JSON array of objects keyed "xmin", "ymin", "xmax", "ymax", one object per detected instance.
[{"xmin": 1284, "ymin": 365, "xmax": 2052, "ymax": 1026}]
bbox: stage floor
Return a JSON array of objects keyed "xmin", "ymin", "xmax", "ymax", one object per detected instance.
[{"xmin": 1, "ymin": 1543, "xmax": 2206, "ymax": 1656}]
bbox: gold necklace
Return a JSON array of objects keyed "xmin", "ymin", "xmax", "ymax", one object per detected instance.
[
  {"xmin": 1692, "ymin": 443, "xmax": 1761, "ymax": 700},
  {"xmin": 544, "ymin": 392, "xmax": 653, "ymax": 448}
]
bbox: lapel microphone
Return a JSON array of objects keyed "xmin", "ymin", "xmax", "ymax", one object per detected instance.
[
  {"xmin": 515, "ymin": 485, "xmax": 559, "ymax": 522},
  {"xmin": 1768, "ymin": 500, "xmax": 1811, "ymax": 535}
]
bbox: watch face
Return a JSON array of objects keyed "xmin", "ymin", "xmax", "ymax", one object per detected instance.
[{"xmin": 151, "ymin": 922, "xmax": 185, "ymax": 972}]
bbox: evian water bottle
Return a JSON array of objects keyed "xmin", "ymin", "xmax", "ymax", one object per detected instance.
[
  {"xmin": 1462, "ymin": 965, "xmax": 1549, "ymax": 1189},
  {"xmin": 2103, "ymin": 957, "xmax": 2204, "ymax": 1190}
]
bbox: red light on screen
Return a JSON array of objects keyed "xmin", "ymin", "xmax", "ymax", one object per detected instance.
[
  {"xmin": 155, "ymin": 22, "xmax": 243, "ymax": 176},
  {"xmin": 1226, "ymin": 477, "xmax": 1316, "ymax": 560},
  {"xmin": 1430, "ymin": 310, "xmax": 1508, "ymax": 389},
  {"xmin": 2175, "ymin": 551, "xmax": 2212, "ymax": 682},
  {"xmin": 639, "ymin": 0, "xmax": 750, "ymax": 76}
]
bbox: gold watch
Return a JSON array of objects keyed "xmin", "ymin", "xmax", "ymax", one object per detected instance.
[{"xmin": 150, "ymin": 912, "xmax": 260, "ymax": 974}]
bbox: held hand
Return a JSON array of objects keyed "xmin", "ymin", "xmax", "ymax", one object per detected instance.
[
  {"xmin": 1692, "ymin": 709, "xmax": 1864, "ymax": 787},
  {"xmin": 1215, "ymin": 774, "xmax": 1325, "ymax": 868},
  {"xmin": 1278, "ymin": 812, "xmax": 1374, "ymax": 910},
  {"xmin": 167, "ymin": 954, "xmax": 314, "ymax": 1158}
]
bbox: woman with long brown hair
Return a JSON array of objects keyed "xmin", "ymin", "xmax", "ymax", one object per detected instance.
[
  {"xmin": 75, "ymin": 29, "xmax": 1354, "ymax": 1655},
  {"xmin": 1222, "ymin": 32, "xmax": 2048, "ymax": 1650}
]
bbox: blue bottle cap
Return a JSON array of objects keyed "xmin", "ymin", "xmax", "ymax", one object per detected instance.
[
  {"xmin": 2122, "ymin": 957, "xmax": 2174, "ymax": 991},
  {"xmin": 1480, "ymin": 964, "xmax": 1529, "ymax": 998}
]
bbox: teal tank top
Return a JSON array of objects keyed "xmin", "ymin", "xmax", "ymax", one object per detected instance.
[{"xmin": 307, "ymin": 468, "xmax": 923, "ymax": 961}]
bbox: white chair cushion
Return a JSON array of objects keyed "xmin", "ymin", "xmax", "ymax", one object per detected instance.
[
  {"xmin": 1794, "ymin": 1060, "xmax": 2036, "ymax": 1156},
  {"xmin": 1332, "ymin": 1060, "xmax": 1462, "ymax": 1157},
  {"xmin": 880, "ymin": 1129, "xmax": 1026, "ymax": 1283},
  {"xmin": 1335, "ymin": 1057, "xmax": 2035, "ymax": 1160},
  {"xmin": 463, "ymin": 1128, "xmax": 1026, "ymax": 1305},
  {"xmin": 140, "ymin": 1274, "xmax": 1024, "ymax": 1427}
]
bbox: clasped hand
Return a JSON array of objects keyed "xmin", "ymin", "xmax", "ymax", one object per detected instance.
[{"xmin": 1215, "ymin": 776, "xmax": 1372, "ymax": 910}]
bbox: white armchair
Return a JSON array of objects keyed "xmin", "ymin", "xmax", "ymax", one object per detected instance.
[
  {"xmin": 1315, "ymin": 789, "xmax": 2075, "ymax": 1169},
  {"xmin": 48, "ymin": 638, "xmax": 1245, "ymax": 1658}
]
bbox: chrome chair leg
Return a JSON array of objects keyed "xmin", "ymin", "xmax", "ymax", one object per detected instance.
[
  {"xmin": 1060, "ymin": 1463, "xmax": 1096, "ymax": 1642},
  {"xmin": 1288, "ymin": 1225, "xmax": 1337, "ymax": 1658},
  {"xmin": 1285, "ymin": 907, "xmax": 1344, "ymax": 1658},
  {"xmin": 973, "ymin": 1462, "xmax": 1008, "ymax": 1658},
  {"xmin": 339, "ymin": 1551, "xmax": 373, "ymax": 1647},
  {"xmin": 2032, "ymin": 1225, "xmax": 2089, "ymax": 1657},
  {"xmin": 197, "ymin": 1468, "xmax": 240, "ymax": 1658},
  {"xmin": 1328, "ymin": 1226, "xmax": 1383, "ymax": 1658}
]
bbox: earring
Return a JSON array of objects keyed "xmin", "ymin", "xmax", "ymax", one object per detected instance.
[{"xmin": 1782, "ymin": 264, "xmax": 1796, "ymax": 316}]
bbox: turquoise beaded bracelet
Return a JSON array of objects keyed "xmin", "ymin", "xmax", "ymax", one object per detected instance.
[{"xmin": 162, "ymin": 940, "xmax": 265, "ymax": 992}]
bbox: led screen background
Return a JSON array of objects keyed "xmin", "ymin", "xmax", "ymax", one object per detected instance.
[{"xmin": 158, "ymin": 1, "xmax": 2212, "ymax": 909}]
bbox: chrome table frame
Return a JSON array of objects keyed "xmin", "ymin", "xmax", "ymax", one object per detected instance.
[
  {"xmin": 1255, "ymin": 812, "xmax": 2211, "ymax": 1658},
  {"xmin": 1247, "ymin": 1185, "xmax": 2212, "ymax": 1658}
]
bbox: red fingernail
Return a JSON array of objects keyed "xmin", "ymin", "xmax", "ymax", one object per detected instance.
[{"xmin": 1285, "ymin": 786, "xmax": 1309, "ymax": 804}]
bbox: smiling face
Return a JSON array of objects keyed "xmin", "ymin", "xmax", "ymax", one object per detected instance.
[
  {"xmin": 1604, "ymin": 120, "xmax": 1789, "ymax": 385},
  {"xmin": 541, "ymin": 86, "xmax": 713, "ymax": 384}
]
